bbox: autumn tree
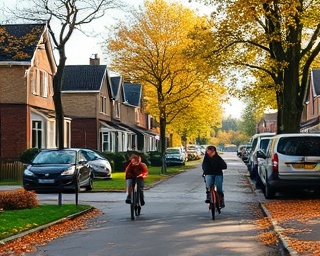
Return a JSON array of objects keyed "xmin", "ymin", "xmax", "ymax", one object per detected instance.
[
  {"xmin": 192, "ymin": 0, "xmax": 320, "ymax": 134},
  {"xmin": 105, "ymin": 0, "xmax": 224, "ymax": 173},
  {"xmin": 5, "ymin": 0, "xmax": 122, "ymax": 148},
  {"xmin": 167, "ymin": 81, "xmax": 225, "ymax": 146}
]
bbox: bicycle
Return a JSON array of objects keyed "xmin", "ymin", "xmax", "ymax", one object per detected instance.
[
  {"xmin": 209, "ymin": 184, "xmax": 221, "ymax": 220},
  {"xmin": 129, "ymin": 179, "xmax": 142, "ymax": 220}
]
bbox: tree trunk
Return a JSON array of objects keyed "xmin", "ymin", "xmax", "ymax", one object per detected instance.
[
  {"xmin": 159, "ymin": 110, "xmax": 167, "ymax": 175},
  {"xmin": 53, "ymin": 49, "xmax": 67, "ymax": 149},
  {"xmin": 277, "ymin": 57, "xmax": 303, "ymax": 134}
]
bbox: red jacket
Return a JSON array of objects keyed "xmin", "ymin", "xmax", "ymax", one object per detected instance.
[{"xmin": 125, "ymin": 162, "xmax": 148, "ymax": 180}]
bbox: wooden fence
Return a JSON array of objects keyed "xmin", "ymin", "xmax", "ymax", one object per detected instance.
[{"xmin": 0, "ymin": 161, "xmax": 25, "ymax": 182}]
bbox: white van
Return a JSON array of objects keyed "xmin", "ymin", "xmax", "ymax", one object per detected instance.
[{"xmin": 258, "ymin": 133, "xmax": 320, "ymax": 199}]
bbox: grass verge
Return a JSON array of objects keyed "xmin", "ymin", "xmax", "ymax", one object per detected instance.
[
  {"xmin": 92, "ymin": 160, "xmax": 200, "ymax": 191},
  {"xmin": 0, "ymin": 204, "xmax": 91, "ymax": 240}
]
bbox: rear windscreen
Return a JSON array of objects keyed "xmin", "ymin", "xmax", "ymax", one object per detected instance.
[{"xmin": 277, "ymin": 137, "xmax": 320, "ymax": 156}]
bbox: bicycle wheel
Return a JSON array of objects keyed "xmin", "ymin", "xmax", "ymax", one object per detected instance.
[
  {"xmin": 215, "ymin": 191, "xmax": 221, "ymax": 214},
  {"xmin": 130, "ymin": 190, "xmax": 135, "ymax": 220},
  {"xmin": 210, "ymin": 187, "xmax": 216, "ymax": 220},
  {"xmin": 134, "ymin": 189, "xmax": 141, "ymax": 216}
]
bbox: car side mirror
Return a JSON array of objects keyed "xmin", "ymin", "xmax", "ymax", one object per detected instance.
[
  {"xmin": 79, "ymin": 159, "xmax": 88, "ymax": 165},
  {"xmin": 256, "ymin": 149, "xmax": 266, "ymax": 159}
]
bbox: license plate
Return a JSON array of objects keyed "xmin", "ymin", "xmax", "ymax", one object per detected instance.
[
  {"xmin": 292, "ymin": 164, "xmax": 316, "ymax": 170},
  {"xmin": 39, "ymin": 179, "xmax": 55, "ymax": 184}
]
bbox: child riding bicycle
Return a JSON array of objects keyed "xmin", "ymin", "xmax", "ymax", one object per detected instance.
[
  {"xmin": 125, "ymin": 154, "xmax": 148, "ymax": 205},
  {"xmin": 202, "ymin": 146, "xmax": 227, "ymax": 208}
]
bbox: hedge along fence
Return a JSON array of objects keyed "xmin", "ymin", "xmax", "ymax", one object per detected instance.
[{"xmin": 0, "ymin": 161, "xmax": 25, "ymax": 182}]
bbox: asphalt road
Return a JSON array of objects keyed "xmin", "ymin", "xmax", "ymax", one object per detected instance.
[{"xmin": 26, "ymin": 152, "xmax": 288, "ymax": 256}]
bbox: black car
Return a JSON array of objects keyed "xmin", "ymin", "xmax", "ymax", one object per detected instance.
[{"xmin": 23, "ymin": 148, "xmax": 111, "ymax": 192}]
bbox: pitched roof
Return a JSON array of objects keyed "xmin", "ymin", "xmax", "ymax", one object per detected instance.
[
  {"xmin": 305, "ymin": 69, "xmax": 320, "ymax": 103},
  {"xmin": 312, "ymin": 69, "xmax": 320, "ymax": 96},
  {"xmin": 0, "ymin": 23, "xmax": 46, "ymax": 62},
  {"xmin": 110, "ymin": 75, "xmax": 122, "ymax": 99},
  {"xmin": 61, "ymin": 65, "xmax": 107, "ymax": 91},
  {"xmin": 123, "ymin": 82, "xmax": 142, "ymax": 106}
]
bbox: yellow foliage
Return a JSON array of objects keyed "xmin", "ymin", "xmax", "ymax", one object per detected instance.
[{"xmin": 105, "ymin": 0, "xmax": 226, "ymax": 144}]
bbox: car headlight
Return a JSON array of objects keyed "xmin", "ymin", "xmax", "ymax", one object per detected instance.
[
  {"xmin": 61, "ymin": 166, "xmax": 76, "ymax": 176},
  {"xmin": 24, "ymin": 168, "xmax": 34, "ymax": 176}
]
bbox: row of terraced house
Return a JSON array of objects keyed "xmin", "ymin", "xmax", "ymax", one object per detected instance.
[
  {"xmin": 257, "ymin": 68, "xmax": 320, "ymax": 134},
  {"xmin": 0, "ymin": 23, "xmax": 160, "ymax": 162}
]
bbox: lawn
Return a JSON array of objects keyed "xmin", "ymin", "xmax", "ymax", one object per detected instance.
[{"xmin": 0, "ymin": 204, "xmax": 91, "ymax": 240}]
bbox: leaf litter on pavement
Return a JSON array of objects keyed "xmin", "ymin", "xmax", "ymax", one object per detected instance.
[
  {"xmin": 0, "ymin": 208, "xmax": 101, "ymax": 255},
  {"xmin": 261, "ymin": 200, "xmax": 320, "ymax": 255}
]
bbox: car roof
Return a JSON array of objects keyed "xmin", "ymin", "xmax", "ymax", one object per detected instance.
[{"xmin": 271, "ymin": 133, "xmax": 320, "ymax": 138}]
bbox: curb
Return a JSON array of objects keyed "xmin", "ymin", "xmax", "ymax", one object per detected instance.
[
  {"xmin": 245, "ymin": 174, "xmax": 297, "ymax": 255},
  {"xmin": 259, "ymin": 203, "xmax": 299, "ymax": 256}
]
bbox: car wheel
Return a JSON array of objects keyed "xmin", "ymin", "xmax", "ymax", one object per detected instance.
[
  {"xmin": 264, "ymin": 182, "xmax": 275, "ymax": 199},
  {"xmin": 255, "ymin": 173, "xmax": 263, "ymax": 189},
  {"xmin": 86, "ymin": 176, "xmax": 93, "ymax": 191}
]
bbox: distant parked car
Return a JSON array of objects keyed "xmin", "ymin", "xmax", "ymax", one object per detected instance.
[
  {"xmin": 186, "ymin": 145, "xmax": 201, "ymax": 160},
  {"xmin": 165, "ymin": 147, "xmax": 187, "ymax": 166},
  {"xmin": 23, "ymin": 148, "xmax": 111, "ymax": 192},
  {"xmin": 257, "ymin": 133, "xmax": 320, "ymax": 199},
  {"xmin": 247, "ymin": 133, "xmax": 275, "ymax": 178}
]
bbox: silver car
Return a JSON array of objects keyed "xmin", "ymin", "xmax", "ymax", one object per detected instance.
[
  {"xmin": 165, "ymin": 147, "xmax": 187, "ymax": 166},
  {"xmin": 257, "ymin": 133, "xmax": 320, "ymax": 199}
]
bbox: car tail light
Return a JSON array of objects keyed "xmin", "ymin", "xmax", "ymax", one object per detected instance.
[{"xmin": 272, "ymin": 153, "xmax": 279, "ymax": 173}]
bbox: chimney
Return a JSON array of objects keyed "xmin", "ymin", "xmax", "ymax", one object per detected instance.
[{"xmin": 90, "ymin": 54, "xmax": 100, "ymax": 65}]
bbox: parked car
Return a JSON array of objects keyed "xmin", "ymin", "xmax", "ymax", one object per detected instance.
[
  {"xmin": 257, "ymin": 133, "xmax": 320, "ymax": 199},
  {"xmin": 90, "ymin": 150, "xmax": 112, "ymax": 179},
  {"xmin": 247, "ymin": 133, "xmax": 275, "ymax": 178},
  {"xmin": 165, "ymin": 147, "xmax": 187, "ymax": 166},
  {"xmin": 186, "ymin": 145, "xmax": 201, "ymax": 160},
  {"xmin": 23, "ymin": 148, "xmax": 111, "ymax": 192}
]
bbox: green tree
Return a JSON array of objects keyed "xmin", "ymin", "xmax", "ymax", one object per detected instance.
[
  {"xmin": 105, "ymin": 0, "xmax": 224, "ymax": 173},
  {"xmin": 5, "ymin": 0, "xmax": 122, "ymax": 148},
  {"xmin": 192, "ymin": 0, "xmax": 320, "ymax": 134},
  {"xmin": 238, "ymin": 104, "xmax": 258, "ymax": 137}
]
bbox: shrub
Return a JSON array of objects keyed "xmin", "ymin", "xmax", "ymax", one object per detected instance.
[
  {"xmin": 148, "ymin": 151, "xmax": 163, "ymax": 166},
  {"xmin": 18, "ymin": 148, "xmax": 40, "ymax": 164},
  {"xmin": 0, "ymin": 188, "xmax": 39, "ymax": 210},
  {"xmin": 99, "ymin": 152, "xmax": 127, "ymax": 172}
]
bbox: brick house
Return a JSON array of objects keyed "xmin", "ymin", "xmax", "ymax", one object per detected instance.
[
  {"xmin": 300, "ymin": 69, "xmax": 320, "ymax": 132},
  {"xmin": 0, "ymin": 23, "xmax": 70, "ymax": 161},
  {"xmin": 257, "ymin": 69, "xmax": 320, "ymax": 134},
  {"xmin": 61, "ymin": 57, "xmax": 159, "ymax": 153},
  {"xmin": 120, "ymin": 82, "xmax": 159, "ymax": 152},
  {"xmin": 257, "ymin": 112, "xmax": 277, "ymax": 133}
]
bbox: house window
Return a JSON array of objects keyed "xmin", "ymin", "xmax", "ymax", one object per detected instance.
[
  {"xmin": 47, "ymin": 119, "xmax": 56, "ymax": 148},
  {"xmin": 100, "ymin": 96, "xmax": 107, "ymax": 114},
  {"xmin": 115, "ymin": 102, "xmax": 120, "ymax": 118},
  {"xmin": 29, "ymin": 69, "xmax": 48, "ymax": 97},
  {"xmin": 135, "ymin": 109, "xmax": 140, "ymax": 124},
  {"xmin": 101, "ymin": 132, "xmax": 116, "ymax": 152},
  {"xmin": 32, "ymin": 121, "xmax": 43, "ymax": 148},
  {"xmin": 39, "ymin": 70, "xmax": 48, "ymax": 97},
  {"xmin": 64, "ymin": 121, "xmax": 71, "ymax": 148}
]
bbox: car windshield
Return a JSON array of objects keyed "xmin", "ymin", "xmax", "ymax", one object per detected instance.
[
  {"xmin": 277, "ymin": 137, "xmax": 320, "ymax": 156},
  {"xmin": 33, "ymin": 150, "xmax": 76, "ymax": 164},
  {"xmin": 166, "ymin": 148, "xmax": 180, "ymax": 154},
  {"xmin": 260, "ymin": 139, "xmax": 270, "ymax": 152}
]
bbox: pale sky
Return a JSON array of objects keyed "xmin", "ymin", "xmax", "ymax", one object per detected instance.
[{"xmin": 0, "ymin": 0, "xmax": 244, "ymax": 118}]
